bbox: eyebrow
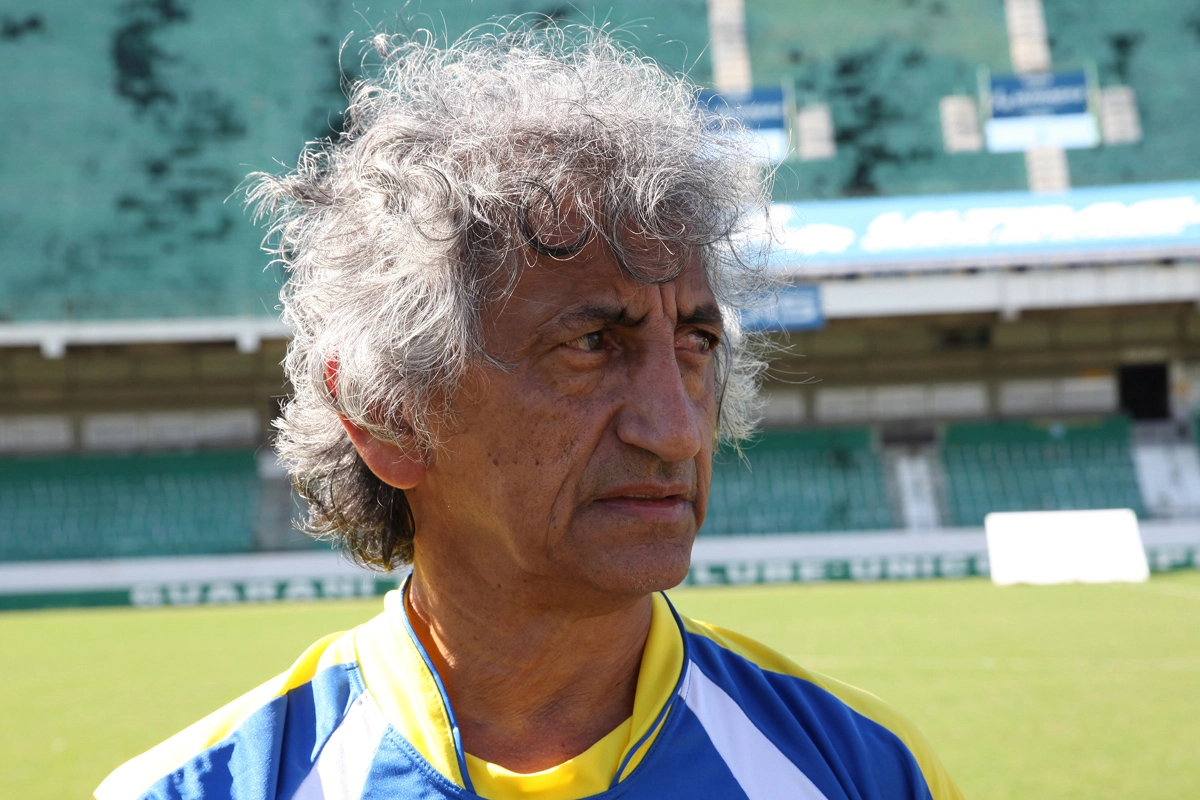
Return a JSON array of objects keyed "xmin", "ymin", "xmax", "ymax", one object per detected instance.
[
  {"xmin": 543, "ymin": 300, "xmax": 725, "ymax": 335},
  {"xmin": 547, "ymin": 303, "xmax": 644, "ymax": 333},
  {"xmin": 680, "ymin": 302, "xmax": 724, "ymax": 329}
]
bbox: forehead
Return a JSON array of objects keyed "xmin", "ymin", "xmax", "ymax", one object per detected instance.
[{"xmin": 487, "ymin": 237, "xmax": 716, "ymax": 334}]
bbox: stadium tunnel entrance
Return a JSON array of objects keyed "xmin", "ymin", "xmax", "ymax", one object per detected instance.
[{"xmin": 1119, "ymin": 363, "xmax": 1170, "ymax": 421}]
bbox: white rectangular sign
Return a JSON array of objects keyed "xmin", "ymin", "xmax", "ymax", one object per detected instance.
[
  {"xmin": 985, "ymin": 508, "xmax": 1149, "ymax": 586},
  {"xmin": 985, "ymin": 113, "xmax": 1099, "ymax": 152}
]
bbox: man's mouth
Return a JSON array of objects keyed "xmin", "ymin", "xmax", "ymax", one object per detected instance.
[{"xmin": 592, "ymin": 485, "xmax": 694, "ymax": 520}]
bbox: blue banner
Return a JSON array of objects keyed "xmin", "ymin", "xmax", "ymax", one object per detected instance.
[
  {"xmin": 742, "ymin": 284, "xmax": 824, "ymax": 331},
  {"xmin": 990, "ymin": 72, "xmax": 1089, "ymax": 118},
  {"xmin": 698, "ymin": 88, "xmax": 786, "ymax": 129},
  {"xmin": 765, "ymin": 181, "xmax": 1200, "ymax": 276},
  {"xmin": 985, "ymin": 71, "xmax": 1096, "ymax": 151}
]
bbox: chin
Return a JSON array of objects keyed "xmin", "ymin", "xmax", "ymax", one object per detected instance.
[{"xmin": 572, "ymin": 529, "xmax": 696, "ymax": 596}]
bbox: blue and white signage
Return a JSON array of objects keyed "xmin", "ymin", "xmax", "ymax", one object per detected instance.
[
  {"xmin": 699, "ymin": 88, "xmax": 790, "ymax": 163},
  {"xmin": 990, "ymin": 72, "xmax": 1089, "ymax": 117},
  {"xmin": 765, "ymin": 181, "xmax": 1200, "ymax": 276},
  {"xmin": 742, "ymin": 284, "xmax": 824, "ymax": 331},
  {"xmin": 985, "ymin": 71, "xmax": 1097, "ymax": 152},
  {"xmin": 700, "ymin": 87, "xmax": 787, "ymax": 129}
]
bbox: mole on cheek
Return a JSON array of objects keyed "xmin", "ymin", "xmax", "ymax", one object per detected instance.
[{"xmin": 492, "ymin": 457, "xmax": 500, "ymax": 466}]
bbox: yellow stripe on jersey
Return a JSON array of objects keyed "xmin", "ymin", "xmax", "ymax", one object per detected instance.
[
  {"xmin": 463, "ymin": 592, "xmax": 684, "ymax": 800},
  {"xmin": 465, "ymin": 718, "xmax": 632, "ymax": 800},
  {"xmin": 94, "ymin": 630, "xmax": 358, "ymax": 800},
  {"xmin": 621, "ymin": 592, "xmax": 683, "ymax": 779},
  {"xmin": 680, "ymin": 616, "xmax": 965, "ymax": 800}
]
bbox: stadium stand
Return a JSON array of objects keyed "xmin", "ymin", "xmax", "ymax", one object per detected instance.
[
  {"xmin": 4, "ymin": 0, "xmax": 1199, "ymax": 323},
  {"xmin": 704, "ymin": 427, "xmax": 896, "ymax": 535},
  {"xmin": 0, "ymin": 450, "xmax": 261, "ymax": 561},
  {"xmin": 942, "ymin": 416, "xmax": 1147, "ymax": 526},
  {"xmin": 0, "ymin": 0, "xmax": 708, "ymax": 324},
  {"xmin": 7, "ymin": 0, "xmax": 1200, "ymax": 324},
  {"xmin": 706, "ymin": 415, "xmax": 1156, "ymax": 535},
  {"xmin": 1046, "ymin": 0, "xmax": 1200, "ymax": 188},
  {"xmin": 747, "ymin": 0, "xmax": 1027, "ymax": 198}
]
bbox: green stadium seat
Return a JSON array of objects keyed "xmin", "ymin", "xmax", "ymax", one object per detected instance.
[
  {"xmin": 703, "ymin": 427, "xmax": 896, "ymax": 534},
  {"xmin": 6, "ymin": 1, "xmax": 1198, "ymax": 323},
  {"xmin": 0, "ymin": 450, "xmax": 261, "ymax": 561},
  {"xmin": 941, "ymin": 416, "xmax": 1146, "ymax": 527},
  {"xmin": 749, "ymin": 0, "xmax": 1026, "ymax": 198},
  {"xmin": 1046, "ymin": 1, "xmax": 1200, "ymax": 189},
  {"xmin": 0, "ymin": 1, "xmax": 711, "ymax": 324}
]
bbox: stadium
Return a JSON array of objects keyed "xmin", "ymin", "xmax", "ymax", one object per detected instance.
[{"xmin": 1, "ymin": 1, "xmax": 1197, "ymax": 798}]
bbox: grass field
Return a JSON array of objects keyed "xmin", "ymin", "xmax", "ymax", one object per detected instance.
[{"xmin": 3, "ymin": 573, "xmax": 1198, "ymax": 799}]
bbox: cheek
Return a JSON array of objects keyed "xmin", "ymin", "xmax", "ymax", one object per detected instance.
[
  {"xmin": 479, "ymin": 377, "xmax": 602, "ymax": 498},
  {"xmin": 692, "ymin": 367, "xmax": 719, "ymax": 471},
  {"xmin": 685, "ymin": 361, "xmax": 720, "ymax": 425}
]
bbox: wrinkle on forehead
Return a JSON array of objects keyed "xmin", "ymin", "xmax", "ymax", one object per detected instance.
[{"xmin": 482, "ymin": 237, "xmax": 716, "ymax": 360}]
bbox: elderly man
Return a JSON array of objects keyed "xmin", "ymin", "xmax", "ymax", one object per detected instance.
[{"xmin": 97, "ymin": 24, "xmax": 961, "ymax": 800}]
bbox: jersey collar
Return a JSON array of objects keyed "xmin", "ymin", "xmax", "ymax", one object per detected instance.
[{"xmin": 352, "ymin": 577, "xmax": 688, "ymax": 794}]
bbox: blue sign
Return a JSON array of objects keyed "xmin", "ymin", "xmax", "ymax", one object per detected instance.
[
  {"xmin": 990, "ymin": 72, "xmax": 1089, "ymax": 118},
  {"xmin": 699, "ymin": 87, "xmax": 791, "ymax": 163},
  {"xmin": 985, "ymin": 71, "xmax": 1096, "ymax": 152},
  {"xmin": 742, "ymin": 285, "xmax": 824, "ymax": 331},
  {"xmin": 698, "ymin": 88, "xmax": 786, "ymax": 129},
  {"xmin": 764, "ymin": 181, "xmax": 1200, "ymax": 276}
]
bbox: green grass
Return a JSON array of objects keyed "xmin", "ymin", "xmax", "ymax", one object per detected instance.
[{"xmin": 3, "ymin": 574, "xmax": 1198, "ymax": 799}]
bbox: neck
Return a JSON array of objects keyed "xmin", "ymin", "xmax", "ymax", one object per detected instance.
[{"xmin": 406, "ymin": 555, "xmax": 653, "ymax": 773}]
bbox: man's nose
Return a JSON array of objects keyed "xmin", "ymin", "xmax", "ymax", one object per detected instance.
[{"xmin": 614, "ymin": 340, "xmax": 704, "ymax": 463}]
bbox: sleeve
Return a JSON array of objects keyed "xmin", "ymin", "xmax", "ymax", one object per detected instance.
[
  {"xmin": 95, "ymin": 631, "xmax": 356, "ymax": 800},
  {"xmin": 682, "ymin": 616, "xmax": 965, "ymax": 800}
]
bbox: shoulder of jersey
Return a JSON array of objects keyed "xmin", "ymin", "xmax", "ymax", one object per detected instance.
[
  {"xmin": 94, "ymin": 628, "xmax": 360, "ymax": 800},
  {"xmin": 679, "ymin": 614, "xmax": 964, "ymax": 800},
  {"xmin": 95, "ymin": 606, "xmax": 964, "ymax": 800}
]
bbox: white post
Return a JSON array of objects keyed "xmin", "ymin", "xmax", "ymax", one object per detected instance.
[
  {"xmin": 707, "ymin": 0, "xmax": 752, "ymax": 95},
  {"xmin": 1004, "ymin": 0, "xmax": 1069, "ymax": 192}
]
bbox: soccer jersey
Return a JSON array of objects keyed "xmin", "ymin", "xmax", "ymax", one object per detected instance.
[{"xmin": 96, "ymin": 588, "xmax": 963, "ymax": 800}]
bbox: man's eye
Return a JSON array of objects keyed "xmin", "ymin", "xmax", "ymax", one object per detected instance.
[
  {"xmin": 681, "ymin": 331, "xmax": 719, "ymax": 352},
  {"xmin": 564, "ymin": 331, "xmax": 604, "ymax": 352}
]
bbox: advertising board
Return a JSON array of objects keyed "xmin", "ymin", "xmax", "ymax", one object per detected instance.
[
  {"xmin": 741, "ymin": 284, "xmax": 824, "ymax": 331},
  {"xmin": 765, "ymin": 181, "xmax": 1200, "ymax": 276},
  {"xmin": 984, "ymin": 71, "xmax": 1098, "ymax": 152},
  {"xmin": 699, "ymin": 87, "xmax": 790, "ymax": 163}
]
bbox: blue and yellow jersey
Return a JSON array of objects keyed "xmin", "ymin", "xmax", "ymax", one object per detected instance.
[{"xmin": 96, "ymin": 589, "xmax": 963, "ymax": 800}]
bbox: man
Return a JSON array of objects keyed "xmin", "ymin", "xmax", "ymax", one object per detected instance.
[{"xmin": 97, "ymin": 23, "xmax": 963, "ymax": 800}]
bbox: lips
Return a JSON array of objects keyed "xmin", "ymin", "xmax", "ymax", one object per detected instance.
[
  {"xmin": 593, "ymin": 483, "xmax": 692, "ymax": 502},
  {"xmin": 591, "ymin": 484, "xmax": 694, "ymax": 521}
]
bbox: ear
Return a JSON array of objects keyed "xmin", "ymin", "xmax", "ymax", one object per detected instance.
[
  {"xmin": 327, "ymin": 355, "xmax": 427, "ymax": 490},
  {"xmin": 340, "ymin": 417, "xmax": 427, "ymax": 490}
]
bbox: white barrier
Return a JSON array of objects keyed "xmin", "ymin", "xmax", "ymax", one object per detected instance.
[
  {"xmin": 985, "ymin": 509, "xmax": 1150, "ymax": 586},
  {"xmin": 1, "ymin": 522, "xmax": 1196, "ymax": 609}
]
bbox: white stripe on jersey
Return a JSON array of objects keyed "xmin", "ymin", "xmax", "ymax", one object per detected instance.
[
  {"xmin": 292, "ymin": 693, "xmax": 388, "ymax": 800},
  {"xmin": 682, "ymin": 661, "xmax": 830, "ymax": 800}
]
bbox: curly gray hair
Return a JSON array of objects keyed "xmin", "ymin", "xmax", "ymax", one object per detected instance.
[{"xmin": 247, "ymin": 22, "xmax": 772, "ymax": 569}]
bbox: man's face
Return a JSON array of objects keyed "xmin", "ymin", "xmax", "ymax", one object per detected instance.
[{"xmin": 407, "ymin": 234, "xmax": 722, "ymax": 602}]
